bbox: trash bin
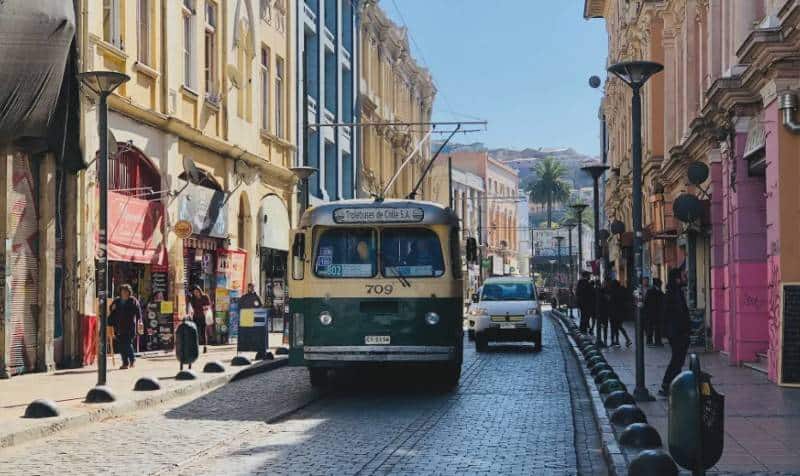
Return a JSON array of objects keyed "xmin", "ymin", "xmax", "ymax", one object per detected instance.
[
  {"xmin": 668, "ymin": 354, "xmax": 724, "ymax": 474},
  {"xmin": 175, "ymin": 318, "xmax": 199, "ymax": 370}
]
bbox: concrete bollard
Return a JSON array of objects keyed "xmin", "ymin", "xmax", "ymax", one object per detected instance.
[
  {"xmin": 231, "ymin": 355, "xmax": 252, "ymax": 366},
  {"xmin": 203, "ymin": 360, "xmax": 226, "ymax": 373},
  {"xmin": 604, "ymin": 390, "xmax": 636, "ymax": 410},
  {"xmin": 24, "ymin": 399, "xmax": 60, "ymax": 418},
  {"xmin": 133, "ymin": 377, "xmax": 161, "ymax": 391},
  {"xmin": 628, "ymin": 449, "xmax": 678, "ymax": 476},
  {"xmin": 610, "ymin": 404, "xmax": 647, "ymax": 426},
  {"xmin": 599, "ymin": 379, "xmax": 626, "ymax": 394},
  {"xmin": 620, "ymin": 422, "xmax": 663, "ymax": 450}
]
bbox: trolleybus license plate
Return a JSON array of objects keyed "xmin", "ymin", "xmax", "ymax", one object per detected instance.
[
  {"xmin": 365, "ymin": 335, "xmax": 391, "ymax": 345},
  {"xmin": 500, "ymin": 323, "xmax": 516, "ymax": 329}
]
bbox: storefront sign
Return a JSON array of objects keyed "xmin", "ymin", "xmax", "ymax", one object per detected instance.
[
  {"xmin": 333, "ymin": 207, "xmax": 424, "ymax": 224},
  {"xmin": 178, "ymin": 184, "xmax": 228, "ymax": 238},
  {"xmin": 216, "ymin": 249, "xmax": 247, "ymax": 292},
  {"xmin": 173, "ymin": 220, "xmax": 193, "ymax": 239},
  {"xmin": 108, "ymin": 192, "xmax": 164, "ymax": 264}
]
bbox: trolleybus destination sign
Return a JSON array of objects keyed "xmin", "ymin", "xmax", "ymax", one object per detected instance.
[{"xmin": 333, "ymin": 207, "xmax": 424, "ymax": 224}]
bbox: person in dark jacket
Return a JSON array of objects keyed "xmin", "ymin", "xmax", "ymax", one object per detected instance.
[
  {"xmin": 188, "ymin": 285, "xmax": 213, "ymax": 353},
  {"xmin": 643, "ymin": 277, "xmax": 664, "ymax": 346},
  {"xmin": 109, "ymin": 284, "xmax": 142, "ymax": 369},
  {"xmin": 609, "ymin": 280, "xmax": 632, "ymax": 347},
  {"xmin": 595, "ymin": 280, "xmax": 611, "ymax": 347},
  {"xmin": 238, "ymin": 283, "xmax": 263, "ymax": 309},
  {"xmin": 660, "ymin": 268, "xmax": 691, "ymax": 396},
  {"xmin": 575, "ymin": 271, "xmax": 593, "ymax": 333}
]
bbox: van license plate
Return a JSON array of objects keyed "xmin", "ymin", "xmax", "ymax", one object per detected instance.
[{"xmin": 365, "ymin": 335, "xmax": 390, "ymax": 345}]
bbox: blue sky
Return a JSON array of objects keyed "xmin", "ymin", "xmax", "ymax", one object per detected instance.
[{"xmin": 384, "ymin": 0, "xmax": 609, "ymax": 157}]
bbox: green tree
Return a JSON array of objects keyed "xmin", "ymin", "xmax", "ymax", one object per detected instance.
[
  {"xmin": 525, "ymin": 157, "xmax": 571, "ymax": 227},
  {"xmin": 561, "ymin": 205, "xmax": 594, "ymax": 229}
]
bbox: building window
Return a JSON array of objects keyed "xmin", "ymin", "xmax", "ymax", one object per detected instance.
[
  {"xmin": 261, "ymin": 47, "xmax": 270, "ymax": 131},
  {"xmin": 204, "ymin": 1, "xmax": 217, "ymax": 96},
  {"xmin": 183, "ymin": 1, "xmax": 196, "ymax": 89},
  {"xmin": 103, "ymin": 0, "xmax": 122, "ymax": 48},
  {"xmin": 324, "ymin": 0, "xmax": 336, "ymax": 33},
  {"xmin": 137, "ymin": 0, "xmax": 151, "ymax": 64},
  {"xmin": 324, "ymin": 50, "xmax": 336, "ymax": 113},
  {"xmin": 275, "ymin": 56, "xmax": 285, "ymax": 138}
]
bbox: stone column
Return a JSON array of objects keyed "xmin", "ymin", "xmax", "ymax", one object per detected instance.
[
  {"xmin": 36, "ymin": 153, "xmax": 57, "ymax": 372},
  {"xmin": 709, "ymin": 149, "xmax": 726, "ymax": 351},
  {"xmin": 662, "ymin": 24, "xmax": 678, "ymax": 152},
  {"xmin": 0, "ymin": 152, "xmax": 10, "ymax": 378},
  {"xmin": 63, "ymin": 170, "xmax": 80, "ymax": 367}
]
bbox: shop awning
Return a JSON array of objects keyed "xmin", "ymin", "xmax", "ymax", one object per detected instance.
[
  {"xmin": 108, "ymin": 192, "xmax": 166, "ymax": 265},
  {"xmin": 0, "ymin": 1, "xmax": 80, "ymax": 167},
  {"xmin": 259, "ymin": 195, "xmax": 290, "ymax": 251}
]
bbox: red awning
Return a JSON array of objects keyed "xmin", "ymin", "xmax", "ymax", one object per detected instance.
[{"xmin": 108, "ymin": 192, "xmax": 165, "ymax": 265}]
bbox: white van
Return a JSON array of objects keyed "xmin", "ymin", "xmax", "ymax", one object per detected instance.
[{"xmin": 470, "ymin": 277, "xmax": 542, "ymax": 351}]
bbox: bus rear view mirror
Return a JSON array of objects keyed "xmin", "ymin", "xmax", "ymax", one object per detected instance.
[
  {"xmin": 292, "ymin": 232, "xmax": 306, "ymax": 280},
  {"xmin": 466, "ymin": 237, "xmax": 478, "ymax": 263}
]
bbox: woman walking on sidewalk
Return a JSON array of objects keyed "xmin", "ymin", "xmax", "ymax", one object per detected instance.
[
  {"xmin": 660, "ymin": 268, "xmax": 691, "ymax": 396},
  {"xmin": 109, "ymin": 284, "xmax": 142, "ymax": 369},
  {"xmin": 595, "ymin": 279, "xmax": 611, "ymax": 347},
  {"xmin": 188, "ymin": 285, "xmax": 213, "ymax": 354}
]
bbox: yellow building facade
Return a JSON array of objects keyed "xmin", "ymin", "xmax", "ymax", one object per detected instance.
[
  {"xmin": 71, "ymin": 0, "xmax": 297, "ymax": 356},
  {"xmin": 358, "ymin": 0, "xmax": 436, "ymax": 200}
]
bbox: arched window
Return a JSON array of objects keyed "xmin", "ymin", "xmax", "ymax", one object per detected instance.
[{"xmin": 109, "ymin": 144, "xmax": 161, "ymax": 197}]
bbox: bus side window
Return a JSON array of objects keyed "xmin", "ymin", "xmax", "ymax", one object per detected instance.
[{"xmin": 292, "ymin": 232, "xmax": 306, "ymax": 280}]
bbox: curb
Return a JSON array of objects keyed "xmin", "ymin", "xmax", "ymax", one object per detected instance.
[
  {"xmin": 0, "ymin": 357, "xmax": 288, "ymax": 450},
  {"xmin": 552, "ymin": 309, "xmax": 628, "ymax": 476}
]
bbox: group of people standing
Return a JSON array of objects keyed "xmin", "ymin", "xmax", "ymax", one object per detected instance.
[{"xmin": 573, "ymin": 268, "xmax": 692, "ymax": 396}]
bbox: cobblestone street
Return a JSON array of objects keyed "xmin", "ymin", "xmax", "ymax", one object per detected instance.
[{"xmin": 0, "ymin": 314, "xmax": 606, "ymax": 475}]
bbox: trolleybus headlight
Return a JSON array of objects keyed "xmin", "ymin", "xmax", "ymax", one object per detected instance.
[
  {"xmin": 527, "ymin": 308, "xmax": 540, "ymax": 316},
  {"xmin": 425, "ymin": 312, "xmax": 440, "ymax": 325},
  {"xmin": 319, "ymin": 311, "xmax": 333, "ymax": 326}
]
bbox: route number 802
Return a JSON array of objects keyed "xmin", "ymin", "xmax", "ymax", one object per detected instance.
[{"xmin": 365, "ymin": 284, "xmax": 394, "ymax": 295}]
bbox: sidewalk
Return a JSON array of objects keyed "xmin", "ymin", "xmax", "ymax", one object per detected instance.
[
  {"xmin": 596, "ymin": 320, "xmax": 800, "ymax": 474},
  {"xmin": 0, "ymin": 334, "xmax": 287, "ymax": 449}
]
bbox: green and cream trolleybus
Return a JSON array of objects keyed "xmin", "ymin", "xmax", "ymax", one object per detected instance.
[{"xmin": 288, "ymin": 199, "xmax": 473, "ymax": 388}]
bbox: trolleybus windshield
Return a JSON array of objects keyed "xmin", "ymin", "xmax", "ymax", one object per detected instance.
[
  {"xmin": 381, "ymin": 228, "xmax": 445, "ymax": 278},
  {"xmin": 314, "ymin": 228, "xmax": 377, "ymax": 278}
]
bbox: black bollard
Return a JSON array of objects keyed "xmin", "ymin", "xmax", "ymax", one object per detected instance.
[
  {"xmin": 628, "ymin": 449, "xmax": 678, "ymax": 476},
  {"xmin": 133, "ymin": 377, "xmax": 161, "ymax": 391},
  {"xmin": 24, "ymin": 399, "xmax": 60, "ymax": 418},
  {"xmin": 620, "ymin": 422, "xmax": 663, "ymax": 450},
  {"xmin": 604, "ymin": 390, "xmax": 635, "ymax": 409},
  {"xmin": 610, "ymin": 404, "xmax": 647, "ymax": 426}
]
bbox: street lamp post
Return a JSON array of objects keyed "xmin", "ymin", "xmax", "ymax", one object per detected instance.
[
  {"xmin": 555, "ymin": 235, "xmax": 565, "ymax": 288},
  {"xmin": 565, "ymin": 221, "xmax": 577, "ymax": 310},
  {"xmin": 78, "ymin": 71, "xmax": 130, "ymax": 402},
  {"xmin": 570, "ymin": 203, "xmax": 588, "ymax": 274},
  {"xmin": 582, "ymin": 163, "xmax": 610, "ymax": 275},
  {"xmin": 608, "ymin": 60, "xmax": 663, "ymax": 402}
]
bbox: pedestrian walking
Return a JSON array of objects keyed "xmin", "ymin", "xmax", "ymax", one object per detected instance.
[
  {"xmin": 595, "ymin": 280, "xmax": 610, "ymax": 347},
  {"xmin": 108, "ymin": 284, "xmax": 142, "ymax": 369},
  {"xmin": 643, "ymin": 277, "xmax": 664, "ymax": 346},
  {"xmin": 660, "ymin": 268, "xmax": 691, "ymax": 396},
  {"xmin": 188, "ymin": 285, "xmax": 213, "ymax": 353},
  {"xmin": 575, "ymin": 271, "xmax": 593, "ymax": 333},
  {"xmin": 609, "ymin": 279, "xmax": 632, "ymax": 348}
]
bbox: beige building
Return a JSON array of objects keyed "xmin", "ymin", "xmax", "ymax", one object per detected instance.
[
  {"xmin": 67, "ymin": 0, "xmax": 297, "ymax": 361},
  {"xmin": 358, "ymin": 0, "xmax": 436, "ymax": 200}
]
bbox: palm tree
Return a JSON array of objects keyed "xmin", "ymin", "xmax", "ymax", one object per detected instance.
[
  {"xmin": 561, "ymin": 205, "xmax": 594, "ymax": 228},
  {"xmin": 525, "ymin": 157, "xmax": 571, "ymax": 227}
]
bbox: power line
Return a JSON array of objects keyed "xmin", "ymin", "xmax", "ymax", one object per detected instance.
[{"xmin": 388, "ymin": 0, "xmax": 487, "ymax": 125}]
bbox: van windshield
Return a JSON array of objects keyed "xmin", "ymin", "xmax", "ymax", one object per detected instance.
[{"xmin": 481, "ymin": 282, "xmax": 535, "ymax": 301}]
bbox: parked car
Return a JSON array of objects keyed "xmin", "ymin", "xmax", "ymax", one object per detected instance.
[
  {"xmin": 466, "ymin": 286, "xmax": 482, "ymax": 340},
  {"xmin": 471, "ymin": 277, "xmax": 543, "ymax": 352}
]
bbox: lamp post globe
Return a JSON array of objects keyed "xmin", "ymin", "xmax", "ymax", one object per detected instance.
[{"xmin": 607, "ymin": 60, "xmax": 663, "ymax": 402}]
